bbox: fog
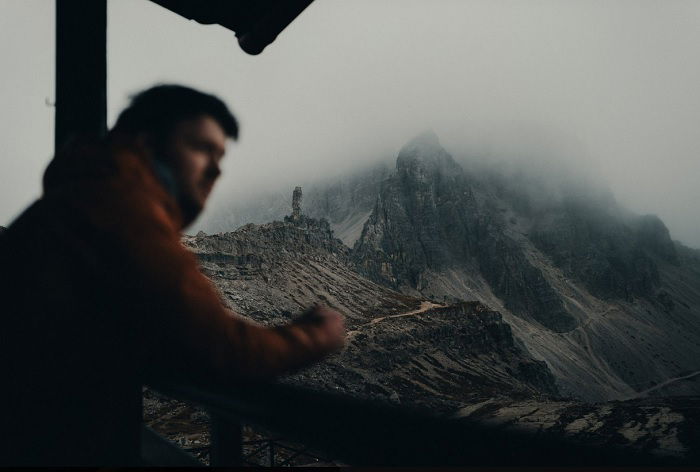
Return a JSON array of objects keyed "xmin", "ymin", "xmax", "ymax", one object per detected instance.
[{"xmin": 1, "ymin": 0, "xmax": 699, "ymax": 248}]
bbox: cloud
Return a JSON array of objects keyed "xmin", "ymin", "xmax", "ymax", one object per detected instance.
[{"xmin": 1, "ymin": 0, "xmax": 698, "ymax": 248}]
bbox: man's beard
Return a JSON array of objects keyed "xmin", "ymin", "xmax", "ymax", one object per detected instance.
[{"xmin": 178, "ymin": 192, "xmax": 204, "ymax": 229}]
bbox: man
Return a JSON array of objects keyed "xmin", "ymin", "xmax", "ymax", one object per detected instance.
[{"xmin": 0, "ymin": 85, "xmax": 346, "ymax": 465}]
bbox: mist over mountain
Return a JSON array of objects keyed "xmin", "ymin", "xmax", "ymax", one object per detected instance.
[
  {"xmin": 351, "ymin": 131, "xmax": 700, "ymax": 402},
  {"xmin": 197, "ymin": 161, "xmax": 393, "ymax": 247},
  {"xmin": 200, "ymin": 131, "xmax": 700, "ymax": 404},
  {"xmin": 177, "ymin": 136, "xmax": 700, "ymax": 457}
]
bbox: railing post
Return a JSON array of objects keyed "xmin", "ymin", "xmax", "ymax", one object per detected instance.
[{"xmin": 209, "ymin": 411, "xmax": 243, "ymax": 466}]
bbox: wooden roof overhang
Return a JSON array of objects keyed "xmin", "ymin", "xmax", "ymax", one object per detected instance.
[{"xmin": 55, "ymin": 0, "xmax": 314, "ymax": 151}]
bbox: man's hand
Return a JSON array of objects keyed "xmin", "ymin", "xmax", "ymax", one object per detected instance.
[{"xmin": 290, "ymin": 304, "xmax": 346, "ymax": 355}]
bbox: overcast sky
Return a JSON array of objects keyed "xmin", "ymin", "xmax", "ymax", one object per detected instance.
[{"xmin": 1, "ymin": 0, "xmax": 699, "ymax": 247}]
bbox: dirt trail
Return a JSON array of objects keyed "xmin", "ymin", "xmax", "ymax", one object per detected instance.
[
  {"xmin": 369, "ymin": 301, "xmax": 444, "ymax": 324},
  {"xmin": 346, "ymin": 301, "xmax": 445, "ymax": 338},
  {"xmin": 626, "ymin": 370, "xmax": 700, "ymax": 400}
]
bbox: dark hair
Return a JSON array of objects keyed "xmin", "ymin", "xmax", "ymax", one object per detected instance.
[{"xmin": 111, "ymin": 84, "xmax": 238, "ymax": 142}]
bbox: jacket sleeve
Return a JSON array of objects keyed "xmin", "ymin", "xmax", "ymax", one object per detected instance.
[{"xmin": 87, "ymin": 164, "xmax": 329, "ymax": 383}]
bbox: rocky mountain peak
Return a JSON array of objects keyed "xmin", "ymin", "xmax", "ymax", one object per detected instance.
[
  {"xmin": 191, "ymin": 130, "xmax": 700, "ymax": 407},
  {"xmin": 396, "ymin": 130, "xmax": 462, "ymax": 179},
  {"xmin": 352, "ymin": 132, "xmax": 700, "ymax": 403},
  {"xmin": 634, "ymin": 214, "xmax": 678, "ymax": 264}
]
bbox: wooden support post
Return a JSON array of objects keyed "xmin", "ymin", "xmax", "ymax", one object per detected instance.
[
  {"xmin": 55, "ymin": 0, "xmax": 107, "ymax": 152},
  {"xmin": 209, "ymin": 412, "xmax": 243, "ymax": 466}
]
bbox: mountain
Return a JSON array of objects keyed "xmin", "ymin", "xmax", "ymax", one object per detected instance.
[
  {"xmin": 205, "ymin": 130, "xmax": 700, "ymax": 403},
  {"xmin": 156, "ymin": 131, "xmax": 700, "ymax": 461},
  {"xmin": 163, "ymin": 209, "xmax": 700, "ymax": 462},
  {"xmin": 182, "ymin": 216, "xmax": 559, "ymax": 409},
  {"xmin": 354, "ymin": 131, "xmax": 578, "ymax": 333},
  {"xmin": 351, "ymin": 131, "xmax": 700, "ymax": 402},
  {"xmin": 198, "ymin": 162, "xmax": 390, "ymax": 247}
]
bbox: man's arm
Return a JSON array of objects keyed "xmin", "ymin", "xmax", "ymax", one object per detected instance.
[{"xmin": 86, "ymin": 155, "xmax": 345, "ymax": 383}]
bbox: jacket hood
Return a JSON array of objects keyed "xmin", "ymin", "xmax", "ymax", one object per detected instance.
[{"xmin": 43, "ymin": 135, "xmax": 116, "ymax": 194}]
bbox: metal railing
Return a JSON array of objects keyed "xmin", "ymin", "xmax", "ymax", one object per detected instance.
[{"xmin": 140, "ymin": 377, "xmax": 691, "ymax": 467}]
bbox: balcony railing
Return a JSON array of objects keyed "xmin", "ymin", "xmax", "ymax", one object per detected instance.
[{"xmin": 141, "ymin": 378, "xmax": 685, "ymax": 467}]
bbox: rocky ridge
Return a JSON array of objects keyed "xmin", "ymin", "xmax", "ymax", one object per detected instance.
[
  {"xmin": 198, "ymin": 162, "xmax": 390, "ymax": 247},
  {"xmin": 354, "ymin": 131, "xmax": 577, "ymax": 333},
  {"xmin": 182, "ymin": 217, "xmax": 558, "ymax": 406},
  {"xmin": 189, "ymin": 131, "xmax": 700, "ymax": 402},
  {"xmin": 349, "ymin": 131, "xmax": 700, "ymax": 402},
  {"xmin": 159, "ymin": 209, "xmax": 700, "ymax": 462},
  {"xmin": 149, "ymin": 131, "xmax": 700, "ymax": 461}
]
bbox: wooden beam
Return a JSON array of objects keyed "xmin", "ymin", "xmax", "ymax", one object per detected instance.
[{"xmin": 55, "ymin": 0, "xmax": 107, "ymax": 152}]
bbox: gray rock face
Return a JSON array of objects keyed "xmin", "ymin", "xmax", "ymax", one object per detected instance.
[
  {"xmin": 197, "ymin": 131, "xmax": 700, "ymax": 404},
  {"xmin": 349, "ymin": 131, "xmax": 700, "ymax": 403},
  {"xmin": 530, "ymin": 208, "xmax": 662, "ymax": 302},
  {"xmin": 291, "ymin": 301, "xmax": 560, "ymax": 412},
  {"xmin": 183, "ymin": 218, "xmax": 560, "ymax": 405},
  {"xmin": 203, "ymin": 131, "xmax": 700, "ymax": 403},
  {"xmin": 302, "ymin": 162, "xmax": 390, "ymax": 246},
  {"xmin": 176, "ymin": 214, "xmax": 700, "ymax": 462},
  {"xmin": 199, "ymin": 162, "xmax": 390, "ymax": 247},
  {"xmin": 497, "ymin": 177, "xmax": 675, "ymax": 301},
  {"xmin": 353, "ymin": 131, "xmax": 576, "ymax": 333},
  {"xmin": 183, "ymin": 217, "xmax": 381, "ymax": 325}
]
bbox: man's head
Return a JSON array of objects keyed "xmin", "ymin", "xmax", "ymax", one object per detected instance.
[{"xmin": 111, "ymin": 85, "xmax": 238, "ymax": 226}]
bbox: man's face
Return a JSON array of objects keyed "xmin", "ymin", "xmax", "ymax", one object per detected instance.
[{"xmin": 161, "ymin": 115, "xmax": 228, "ymax": 227}]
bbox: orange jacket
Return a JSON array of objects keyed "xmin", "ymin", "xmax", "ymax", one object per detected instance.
[{"xmin": 0, "ymin": 135, "xmax": 326, "ymax": 465}]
